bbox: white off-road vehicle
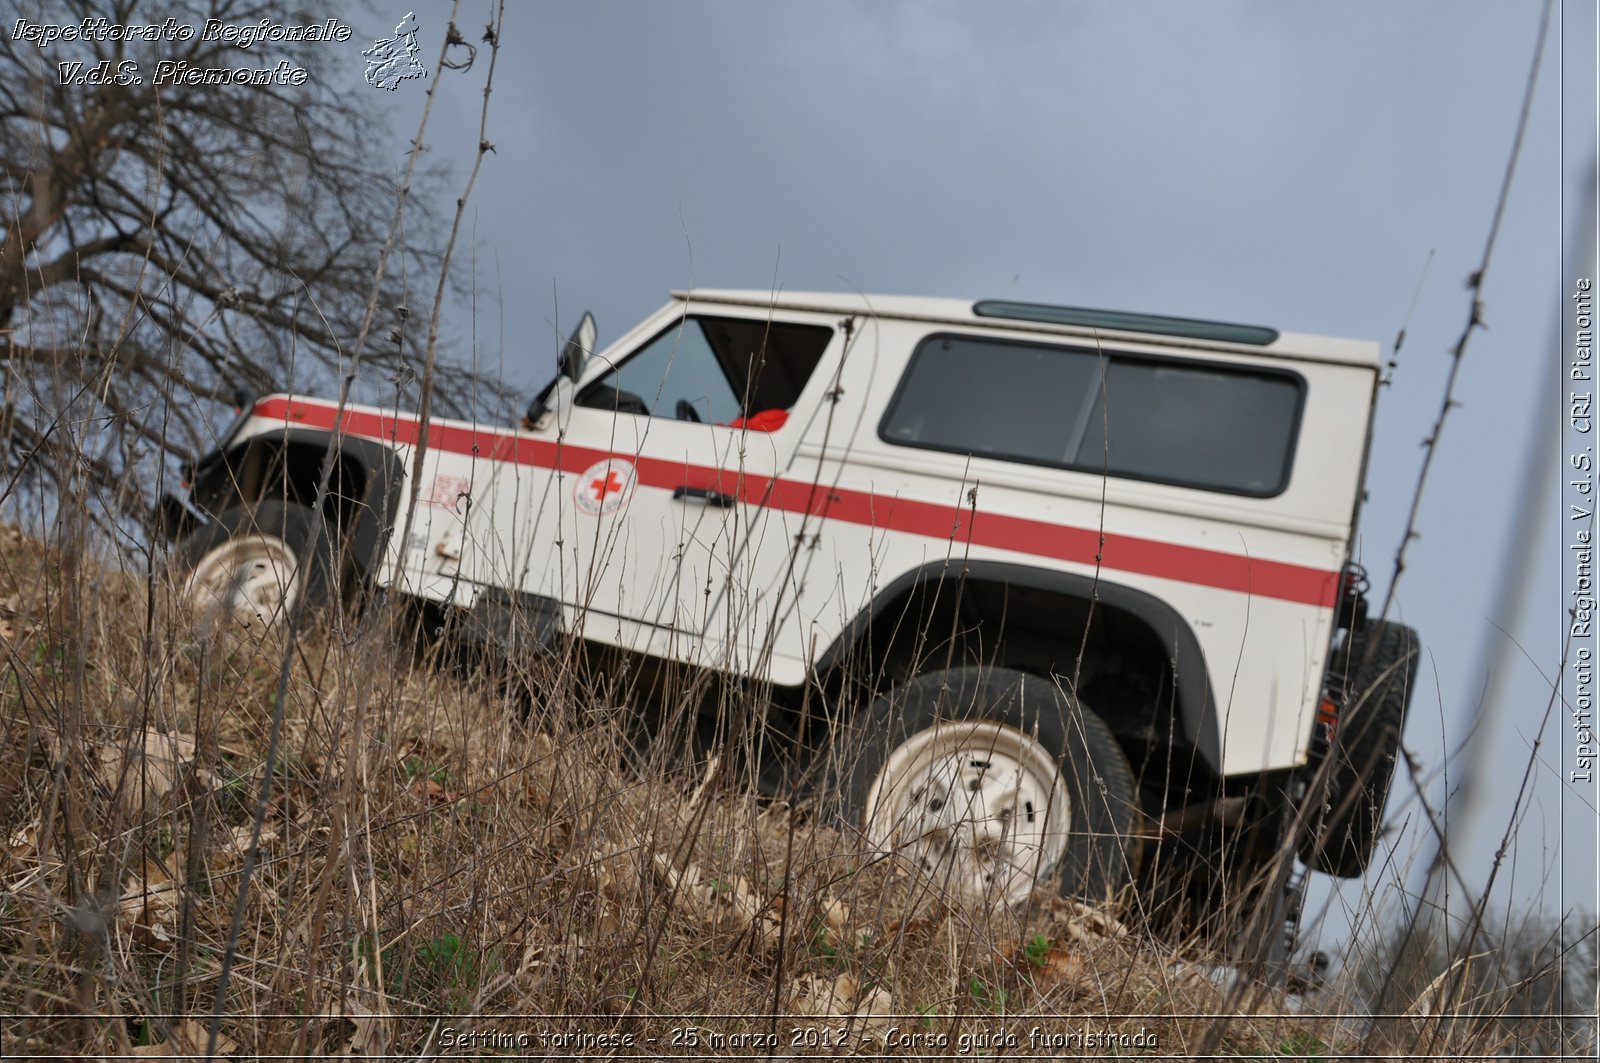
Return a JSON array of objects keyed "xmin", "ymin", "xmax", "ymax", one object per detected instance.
[{"xmin": 167, "ymin": 290, "xmax": 1419, "ymax": 912}]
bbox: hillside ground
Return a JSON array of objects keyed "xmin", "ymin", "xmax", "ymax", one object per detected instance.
[{"xmin": 0, "ymin": 524, "xmax": 1574, "ymax": 1059}]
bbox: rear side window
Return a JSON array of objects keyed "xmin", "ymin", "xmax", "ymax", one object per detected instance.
[{"xmin": 879, "ymin": 334, "xmax": 1303, "ymax": 496}]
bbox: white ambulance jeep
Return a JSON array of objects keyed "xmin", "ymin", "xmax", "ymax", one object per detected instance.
[{"xmin": 167, "ymin": 290, "xmax": 1419, "ymax": 908}]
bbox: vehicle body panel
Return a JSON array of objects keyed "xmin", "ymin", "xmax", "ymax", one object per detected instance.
[{"xmin": 215, "ymin": 290, "xmax": 1380, "ymax": 778}]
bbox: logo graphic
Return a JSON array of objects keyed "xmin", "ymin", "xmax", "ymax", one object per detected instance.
[
  {"xmin": 363, "ymin": 12, "xmax": 425, "ymax": 90},
  {"xmin": 423, "ymin": 473, "xmax": 471, "ymax": 510},
  {"xmin": 574, "ymin": 458, "xmax": 638, "ymax": 516}
]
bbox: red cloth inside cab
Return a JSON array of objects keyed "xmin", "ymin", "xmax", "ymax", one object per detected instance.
[{"xmin": 728, "ymin": 409, "xmax": 789, "ymax": 432}]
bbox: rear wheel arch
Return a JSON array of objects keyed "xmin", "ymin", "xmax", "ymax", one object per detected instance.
[{"xmin": 812, "ymin": 559, "xmax": 1223, "ymax": 773}]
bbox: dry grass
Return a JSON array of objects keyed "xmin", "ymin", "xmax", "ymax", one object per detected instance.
[{"xmin": 0, "ymin": 523, "xmax": 1586, "ymax": 1060}]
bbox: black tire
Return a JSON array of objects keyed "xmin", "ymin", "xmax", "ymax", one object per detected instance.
[
  {"xmin": 827, "ymin": 666, "xmax": 1142, "ymax": 903},
  {"xmin": 1298, "ymin": 621, "xmax": 1420, "ymax": 878},
  {"xmin": 175, "ymin": 499, "xmax": 334, "ymax": 630}
]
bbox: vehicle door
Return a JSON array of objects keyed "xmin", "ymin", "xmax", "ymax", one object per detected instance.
[{"xmin": 548, "ymin": 305, "xmax": 845, "ymax": 663}]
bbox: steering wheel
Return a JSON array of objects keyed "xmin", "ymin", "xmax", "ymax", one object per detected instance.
[{"xmin": 674, "ymin": 399, "xmax": 703, "ymax": 423}]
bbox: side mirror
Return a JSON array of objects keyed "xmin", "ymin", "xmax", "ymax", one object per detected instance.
[
  {"xmin": 524, "ymin": 311, "xmax": 596, "ymax": 428},
  {"xmin": 559, "ymin": 311, "xmax": 596, "ymax": 382}
]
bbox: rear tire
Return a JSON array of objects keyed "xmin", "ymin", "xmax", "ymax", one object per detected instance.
[
  {"xmin": 1298, "ymin": 621, "xmax": 1420, "ymax": 878},
  {"xmin": 828, "ymin": 666, "xmax": 1141, "ymax": 905},
  {"xmin": 177, "ymin": 500, "xmax": 332, "ymax": 633}
]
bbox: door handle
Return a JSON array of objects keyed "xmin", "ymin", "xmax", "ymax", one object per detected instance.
[{"xmin": 672, "ymin": 485, "xmax": 736, "ymax": 507}]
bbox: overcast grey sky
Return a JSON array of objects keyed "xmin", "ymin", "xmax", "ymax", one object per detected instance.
[{"xmin": 334, "ymin": 0, "xmax": 1595, "ymax": 952}]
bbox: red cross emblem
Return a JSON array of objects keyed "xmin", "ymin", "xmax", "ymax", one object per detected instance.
[
  {"xmin": 574, "ymin": 458, "xmax": 637, "ymax": 515},
  {"xmin": 589, "ymin": 470, "xmax": 623, "ymax": 503}
]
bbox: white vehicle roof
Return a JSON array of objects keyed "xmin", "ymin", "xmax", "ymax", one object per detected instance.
[{"xmin": 673, "ymin": 288, "xmax": 1380, "ymax": 368}]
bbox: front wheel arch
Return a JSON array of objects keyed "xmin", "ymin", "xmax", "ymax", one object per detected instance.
[
  {"xmin": 187, "ymin": 428, "xmax": 406, "ymax": 583},
  {"xmin": 175, "ymin": 499, "xmax": 334, "ymax": 632}
]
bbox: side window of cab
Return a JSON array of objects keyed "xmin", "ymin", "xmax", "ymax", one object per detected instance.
[{"xmin": 577, "ymin": 315, "xmax": 832, "ymax": 427}]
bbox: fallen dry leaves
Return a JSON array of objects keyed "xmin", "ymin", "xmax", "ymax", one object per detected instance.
[
  {"xmin": 121, "ymin": 1018, "xmax": 237, "ymax": 1058},
  {"xmin": 332, "ymin": 990, "xmax": 388, "ymax": 1059},
  {"xmin": 0, "ymin": 587, "xmax": 37, "ymax": 642},
  {"xmin": 210, "ymin": 824, "xmax": 278, "ymax": 870},
  {"xmin": 409, "ymin": 777, "xmax": 466, "ymax": 804},
  {"xmin": 817, "ymin": 895, "xmax": 853, "ymax": 950},
  {"xmin": 117, "ymin": 860, "xmax": 182, "ymax": 949},
  {"xmin": 1011, "ymin": 895, "xmax": 1130, "ymax": 998},
  {"xmin": 653, "ymin": 855, "xmax": 783, "ymax": 951},
  {"xmin": 1047, "ymin": 895, "xmax": 1129, "ymax": 943},
  {"xmin": 9, "ymin": 820, "xmax": 39, "ymax": 862},
  {"xmin": 787, "ymin": 971, "xmax": 896, "ymax": 1021},
  {"xmin": 95, "ymin": 729, "xmax": 204, "ymax": 819},
  {"xmin": 1022, "ymin": 940, "xmax": 1097, "ymax": 997}
]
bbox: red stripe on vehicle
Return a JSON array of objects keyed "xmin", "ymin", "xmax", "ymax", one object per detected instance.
[{"xmin": 253, "ymin": 396, "xmax": 1340, "ymax": 607}]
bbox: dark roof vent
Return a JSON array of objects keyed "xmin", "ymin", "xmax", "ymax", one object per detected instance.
[{"xmin": 972, "ymin": 299, "xmax": 1280, "ymax": 347}]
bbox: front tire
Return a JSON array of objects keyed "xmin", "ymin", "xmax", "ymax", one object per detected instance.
[
  {"xmin": 828, "ymin": 666, "xmax": 1141, "ymax": 905},
  {"xmin": 177, "ymin": 500, "xmax": 332, "ymax": 633}
]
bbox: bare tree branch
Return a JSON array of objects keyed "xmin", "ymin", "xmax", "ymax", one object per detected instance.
[{"xmin": 0, "ymin": 0, "xmax": 508, "ymax": 532}]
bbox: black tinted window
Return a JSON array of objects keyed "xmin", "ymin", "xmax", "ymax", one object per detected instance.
[
  {"xmin": 1084, "ymin": 360, "xmax": 1301, "ymax": 494},
  {"xmin": 880, "ymin": 337, "xmax": 1102, "ymax": 464},
  {"xmin": 880, "ymin": 334, "xmax": 1302, "ymax": 496}
]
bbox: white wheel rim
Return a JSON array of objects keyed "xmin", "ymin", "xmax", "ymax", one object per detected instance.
[
  {"xmin": 864, "ymin": 721, "xmax": 1071, "ymax": 905},
  {"xmin": 183, "ymin": 534, "xmax": 302, "ymax": 631}
]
